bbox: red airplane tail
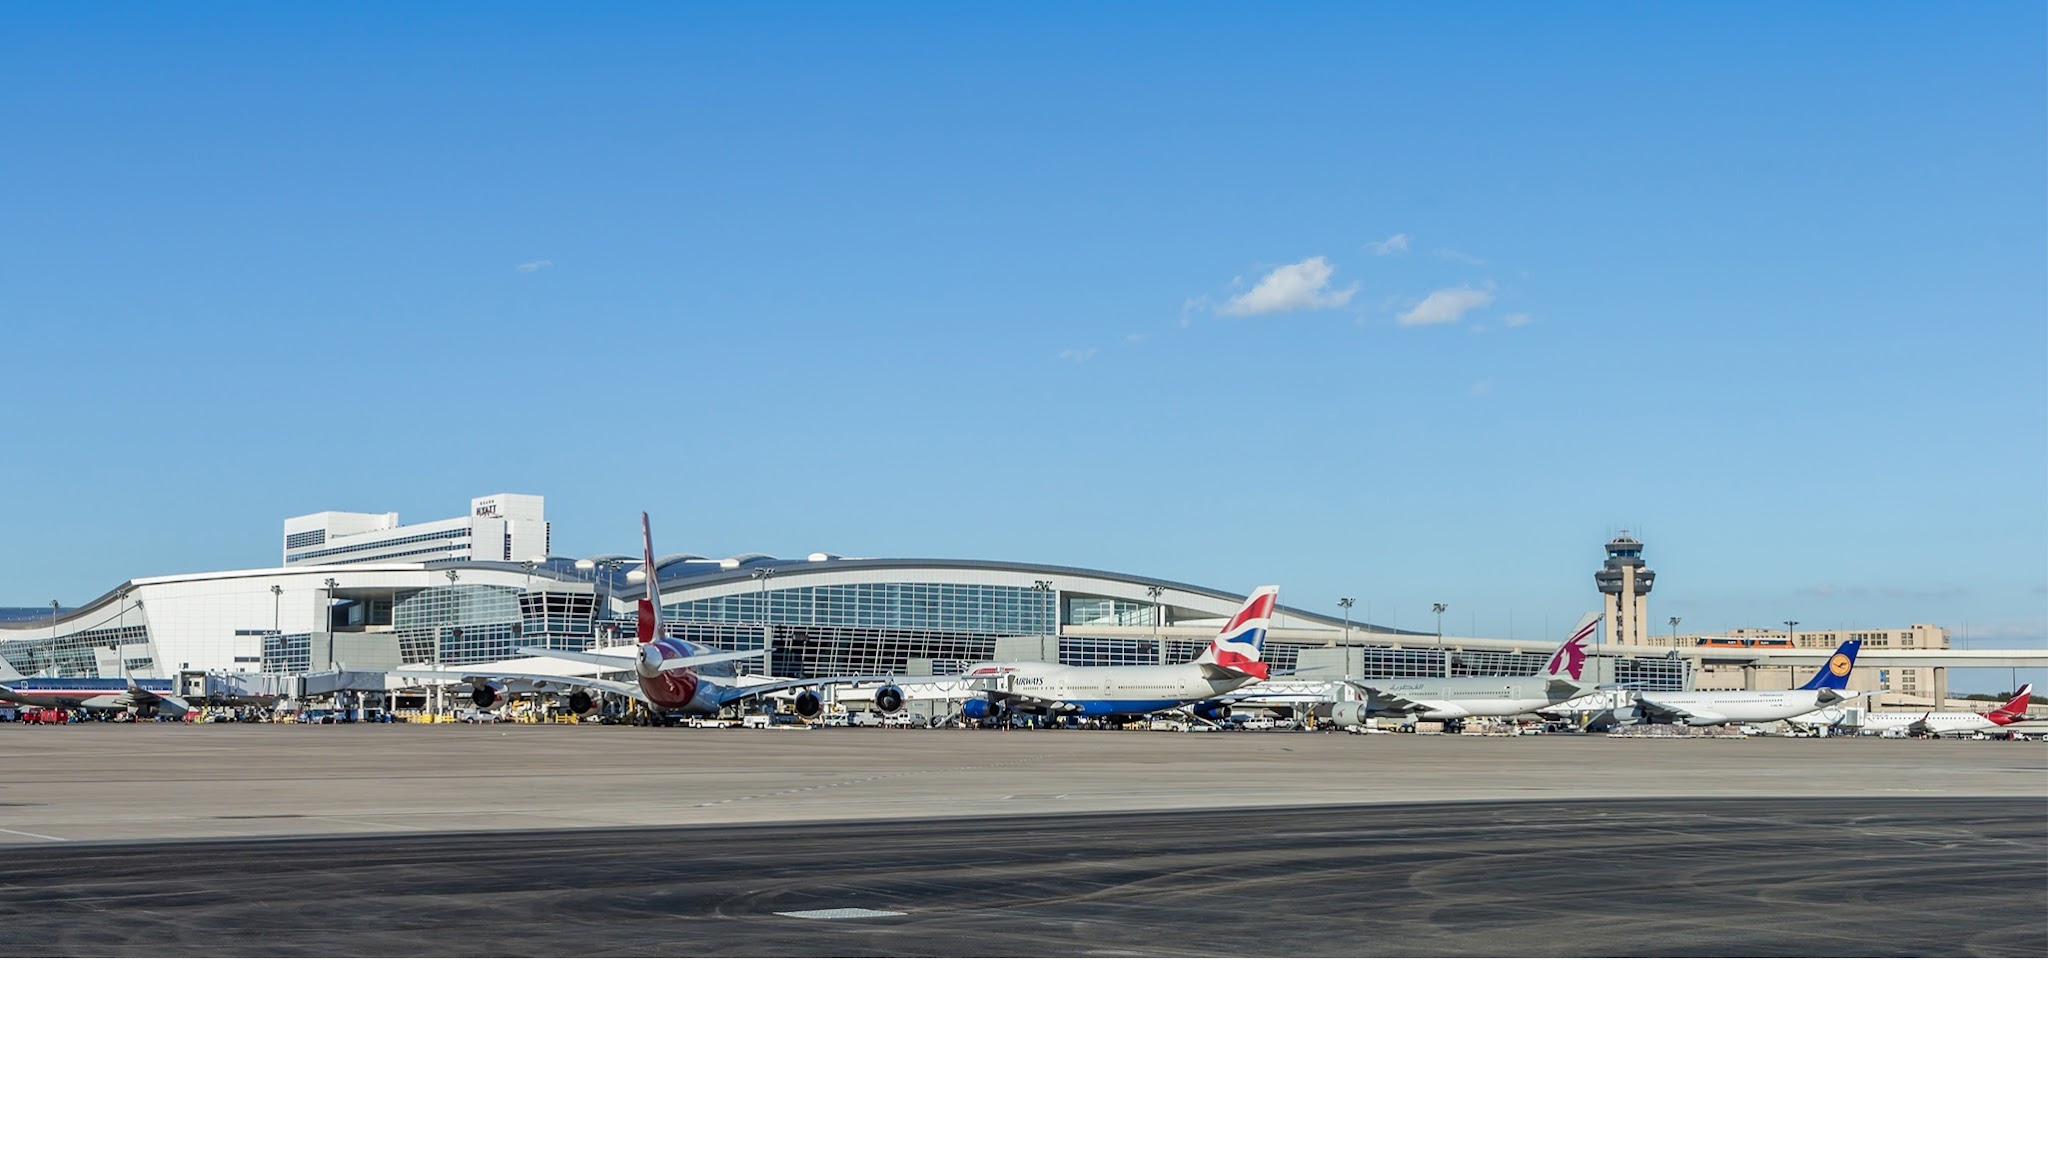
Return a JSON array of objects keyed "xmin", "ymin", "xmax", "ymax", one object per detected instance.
[
  {"xmin": 636, "ymin": 511, "xmax": 662, "ymax": 644},
  {"xmin": 1988, "ymin": 684, "xmax": 2032, "ymax": 725}
]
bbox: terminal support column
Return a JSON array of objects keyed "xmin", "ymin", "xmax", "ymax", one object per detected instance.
[{"xmin": 1932, "ymin": 666, "xmax": 1947, "ymax": 707}]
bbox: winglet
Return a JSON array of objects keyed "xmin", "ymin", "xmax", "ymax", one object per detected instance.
[
  {"xmin": 1541, "ymin": 611, "xmax": 1603, "ymax": 684},
  {"xmin": 637, "ymin": 511, "xmax": 662, "ymax": 644},
  {"xmin": 1199, "ymin": 586, "xmax": 1278, "ymax": 680}
]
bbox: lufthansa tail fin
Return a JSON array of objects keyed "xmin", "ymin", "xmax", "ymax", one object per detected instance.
[
  {"xmin": 1989, "ymin": 684, "xmax": 2032, "ymax": 725},
  {"xmin": 1198, "ymin": 586, "xmax": 1279, "ymax": 680},
  {"xmin": 1540, "ymin": 612, "xmax": 1604, "ymax": 685},
  {"xmin": 636, "ymin": 511, "xmax": 663, "ymax": 645},
  {"xmin": 1796, "ymin": 639, "xmax": 1861, "ymax": 691}
]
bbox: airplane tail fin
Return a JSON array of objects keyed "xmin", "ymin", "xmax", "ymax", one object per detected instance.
[
  {"xmin": 1797, "ymin": 639, "xmax": 1861, "ymax": 691},
  {"xmin": 1198, "ymin": 585, "xmax": 1278, "ymax": 680},
  {"xmin": 1540, "ymin": 611, "xmax": 1603, "ymax": 685},
  {"xmin": 1989, "ymin": 684, "xmax": 2032, "ymax": 725},
  {"xmin": 636, "ymin": 511, "xmax": 663, "ymax": 645}
]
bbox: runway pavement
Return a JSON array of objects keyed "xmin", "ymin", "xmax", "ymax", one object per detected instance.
[
  {"xmin": 1, "ymin": 726, "xmax": 2040, "ymax": 956},
  {"xmin": 1, "ymin": 799, "xmax": 2039, "ymax": 956},
  {"xmin": 0, "ymin": 725, "xmax": 2039, "ymax": 844}
]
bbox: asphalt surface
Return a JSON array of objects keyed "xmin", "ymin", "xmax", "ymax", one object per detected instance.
[{"xmin": 3, "ymin": 798, "xmax": 2041, "ymax": 956}]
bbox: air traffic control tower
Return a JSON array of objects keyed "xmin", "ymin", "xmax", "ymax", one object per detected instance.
[{"xmin": 1596, "ymin": 533, "xmax": 1656, "ymax": 646}]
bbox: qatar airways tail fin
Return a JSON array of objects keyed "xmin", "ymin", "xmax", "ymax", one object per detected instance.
[
  {"xmin": 1989, "ymin": 684, "xmax": 2033, "ymax": 725},
  {"xmin": 1540, "ymin": 612, "xmax": 1603, "ymax": 685},
  {"xmin": 636, "ymin": 511, "xmax": 663, "ymax": 644},
  {"xmin": 1198, "ymin": 586, "xmax": 1279, "ymax": 680}
]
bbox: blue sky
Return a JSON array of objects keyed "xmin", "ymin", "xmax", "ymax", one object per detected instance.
[{"xmin": 3, "ymin": 3, "xmax": 2043, "ymax": 684}]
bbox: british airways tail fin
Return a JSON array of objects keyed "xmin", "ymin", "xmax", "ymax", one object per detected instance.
[
  {"xmin": 1198, "ymin": 586, "xmax": 1279, "ymax": 680},
  {"xmin": 636, "ymin": 512, "xmax": 663, "ymax": 644},
  {"xmin": 1989, "ymin": 684, "xmax": 2032, "ymax": 725},
  {"xmin": 1540, "ymin": 611, "xmax": 1603, "ymax": 685},
  {"xmin": 1796, "ymin": 639, "xmax": 1860, "ymax": 691}
]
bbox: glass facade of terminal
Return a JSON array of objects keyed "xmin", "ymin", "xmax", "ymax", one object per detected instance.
[
  {"xmin": 394, "ymin": 584, "xmax": 523, "ymax": 666},
  {"xmin": 661, "ymin": 581, "xmax": 1059, "ymax": 676},
  {"xmin": 262, "ymin": 633, "xmax": 312, "ymax": 675},
  {"xmin": 0, "ymin": 566, "xmax": 1690, "ymax": 698},
  {"xmin": 0, "ymin": 621, "xmax": 150, "ymax": 679}
]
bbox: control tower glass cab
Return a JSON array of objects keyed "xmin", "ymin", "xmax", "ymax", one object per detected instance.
[{"xmin": 1595, "ymin": 534, "xmax": 1656, "ymax": 646}]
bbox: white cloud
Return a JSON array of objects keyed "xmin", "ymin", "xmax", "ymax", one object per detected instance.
[
  {"xmin": 1434, "ymin": 248, "xmax": 1487, "ymax": 266},
  {"xmin": 1397, "ymin": 285, "xmax": 1495, "ymax": 326},
  {"xmin": 1366, "ymin": 233, "xmax": 1409, "ymax": 256},
  {"xmin": 1179, "ymin": 296, "xmax": 1211, "ymax": 328},
  {"xmin": 1504, "ymin": 312, "xmax": 1533, "ymax": 327},
  {"xmin": 1058, "ymin": 347, "xmax": 1098, "ymax": 363},
  {"xmin": 1125, "ymin": 333, "xmax": 1147, "ymax": 344},
  {"xmin": 516, "ymin": 259, "xmax": 553, "ymax": 273},
  {"xmin": 1218, "ymin": 257, "xmax": 1357, "ymax": 317}
]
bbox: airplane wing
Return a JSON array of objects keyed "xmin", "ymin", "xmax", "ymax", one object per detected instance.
[
  {"xmin": 392, "ymin": 669, "xmax": 651, "ymax": 706},
  {"xmin": 1341, "ymin": 682, "xmax": 1428, "ymax": 714},
  {"xmin": 1636, "ymin": 698, "xmax": 1721, "ymax": 725},
  {"xmin": 515, "ymin": 646, "xmax": 636, "ymax": 670},
  {"xmin": 514, "ymin": 646, "xmax": 771, "ymax": 674}
]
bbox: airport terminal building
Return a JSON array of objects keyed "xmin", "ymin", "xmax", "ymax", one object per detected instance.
[{"xmin": 3, "ymin": 494, "xmax": 1982, "ymax": 705}]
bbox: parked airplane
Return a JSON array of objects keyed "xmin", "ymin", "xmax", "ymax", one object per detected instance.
[
  {"xmin": 1861, "ymin": 685, "xmax": 2032, "ymax": 738},
  {"xmin": 1631, "ymin": 640, "xmax": 1862, "ymax": 727},
  {"xmin": 0, "ymin": 676, "xmax": 190, "ymax": 718},
  {"xmin": 945, "ymin": 586, "xmax": 1280, "ymax": 723},
  {"xmin": 440, "ymin": 513, "xmax": 871, "ymax": 720},
  {"xmin": 1324, "ymin": 611, "xmax": 1604, "ymax": 726}
]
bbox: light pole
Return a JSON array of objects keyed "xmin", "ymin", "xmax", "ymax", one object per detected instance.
[
  {"xmin": 754, "ymin": 566, "xmax": 776, "ymax": 675},
  {"xmin": 1146, "ymin": 585, "xmax": 1164, "ymax": 664},
  {"xmin": 1784, "ymin": 619, "xmax": 1799, "ymax": 689},
  {"xmin": 1669, "ymin": 615, "xmax": 1680, "ymax": 647},
  {"xmin": 270, "ymin": 584, "xmax": 283, "ymax": 634},
  {"xmin": 48, "ymin": 598, "xmax": 59, "ymax": 675},
  {"xmin": 323, "ymin": 578, "xmax": 340, "ymax": 671},
  {"xmin": 1338, "ymin": 597, "xmax": 1355, "ymax": 679},
  {"xmin": 1432, "ymin": 602, "xmax": 1448, "ymax": 677}
]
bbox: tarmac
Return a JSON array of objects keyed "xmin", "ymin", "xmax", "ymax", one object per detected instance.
[
  {"xmin": 0, "ymin": 725, "xmax": 2040, "ymax": 844},
  {"xmin": 0, "ymin": 726, "xmax": 2041, "ymax": 956}
]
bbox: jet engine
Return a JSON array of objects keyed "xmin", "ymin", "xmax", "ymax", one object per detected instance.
[
  {"xmin": 1190, "ymin": 700, "xmax": 1231, "ymax": 722},
  {"xmin": 567, "ymin": 689, "xmax": 596, "ymax": 716},
  {"xmin": 636, "ymin": 643, "xmax": 666, "ymax": 680},
  {"xmin": 793, "ymin": 690, "xmax": 823, "ymax": 719},
  {"xmin": 873, "ymin": 684, "xmax": 906, "ymax": 714},
  {"xmin": 470, "ymin": 681, "xmax": 504, "ymax": 709},
  {"xmin": 1328, "ymin": 701, "xmax": 1369, "ymax": 727},
  {"xmin": 961, "ymin": 697, "xmax": 1004, "ymax": 721}
]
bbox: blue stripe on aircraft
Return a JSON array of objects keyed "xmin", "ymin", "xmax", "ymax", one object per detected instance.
[{"xmin": 1071, "ymin": 699, "xmax": 1188, "ymax": 718}]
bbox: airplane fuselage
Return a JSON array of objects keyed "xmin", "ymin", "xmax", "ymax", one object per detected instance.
[
  {"xmin": 1862, "ymin": 710, "xmax": 2004, "ymax": 736},
  {"xmin": 635, "ymin": 637, "xmax": 749, "ymax": 715},
  {"xmin": 1639, "ymin": 689, "xmax": 1838, "ymax": 726},
  {"xmin": 963, "ymin": 660, "xmax": 1245, "ymax": 717},
  {"xmin": 0, "ymin": 677, "xmax": 185, "ymax": 716},
  {"xmin": 1353, "ymin": 676, "xmax": 1590, "ymax": 720}
]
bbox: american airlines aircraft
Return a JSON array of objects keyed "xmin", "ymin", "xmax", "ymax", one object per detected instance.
[
  {"xmin": 1860, "ymin": 685, "xmax": 2032, "ymax": 738},
  {"xmin": 1632, "ymin": 640, "xmax": 1863, "ymax": 727},
  {"xmin": 1325, "ymin": 611, "xmax": 1603, "ymax": 725},
  {"xmin": 0, "ymin": 676, "xmax": 190, "ymax": 718},
  {"xmin": 948, "ymin": 586, "xmax": 1280, "ymax": 723}
]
